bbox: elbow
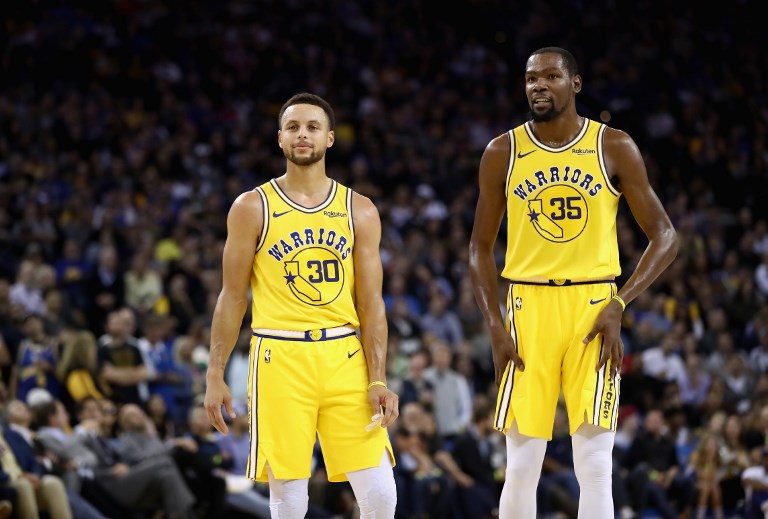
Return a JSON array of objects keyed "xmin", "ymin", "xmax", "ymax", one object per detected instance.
[{"xmin": 665, "ymin": 227, "xmax": 679, "ymax": 261}]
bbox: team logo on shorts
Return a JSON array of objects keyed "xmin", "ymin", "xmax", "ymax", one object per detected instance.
[
  {"xmin": 526, "ymin": 184, "xmax": 588, "ymax": 243},
  {"xmin": 264, "ymin": 349, "xmax": 271, "ymax": 363},
  {"xmin": 283, "ymin": 247, "xmax": 345, "ymax": 306},
  {"xmin": 515, "ymin": 297, "xmax": 522, "ymax": 310}
]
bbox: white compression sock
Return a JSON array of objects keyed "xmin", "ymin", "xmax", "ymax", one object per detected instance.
[
  {"xmin": 499, "ymin": 422, "xmax": 548, "ymax": 519},
  {"xmin": 572, "ymin": 423, "xmax": 615, "ymax": 519},
  {"xmin": 267, "ymin": 464, "xmax": 309, "ymax": 519},
  {"xmin": 346, "ymin": 451, "xmax": 397, "ymax": 519}
]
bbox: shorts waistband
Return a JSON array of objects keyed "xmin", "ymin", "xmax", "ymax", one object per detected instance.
[
  {"xmin": 252, "ymin": 325, "xmax": 357, "ymax": 342},
  {"xmin": 509, "ymin": 278, "xmax": 615, "ymax": 287}
]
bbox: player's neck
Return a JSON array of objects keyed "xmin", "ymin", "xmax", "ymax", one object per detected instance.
[
  {"xmin": 531, "ymin": 113, "xmax": 584, "ymax": 148},
  {"xmin": 278, "ymin": 167, "xmax": 332, "ymax": 199}
]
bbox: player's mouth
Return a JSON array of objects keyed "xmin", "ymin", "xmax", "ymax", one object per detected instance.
[{"xmin": 532, "ymin": 97, "xmax": 552, "ymax": 106}]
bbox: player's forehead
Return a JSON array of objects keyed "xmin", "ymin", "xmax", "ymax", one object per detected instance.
[
  {"xmin": 281, "ymin": 103, "xmax": 329, "ymax": 127},
  {"xmin": 525, "ymin": 53, "xmax": 567, "ymax": 75}
]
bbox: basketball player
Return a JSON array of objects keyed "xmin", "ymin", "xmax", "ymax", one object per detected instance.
[
  {"xmin": 204, "ymin": 93, "xmax": 398, "ymax": 519},
  {"xmin": 468, "ymin": 47, "xmax": 678, "ymax": 518}
]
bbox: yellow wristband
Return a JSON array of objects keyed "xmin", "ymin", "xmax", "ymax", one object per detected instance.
[
  {"xmin": 612, "ymin": 295, "xmax": 626, "ymax": 311},
  {"xmin": 367, "ymin": 381, "xmax": 387, "ymax": 390}
]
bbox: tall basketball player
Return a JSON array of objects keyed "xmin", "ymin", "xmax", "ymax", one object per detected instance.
[
  {"xmin": 204, "ymin": 93, "xmax": 398, "ymax": 519},
  {"xmin": 469, "ymin": 47, "xmax": 678, "ymax": 518}
]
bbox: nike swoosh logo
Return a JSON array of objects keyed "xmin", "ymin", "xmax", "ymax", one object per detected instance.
[
  {"xmin": 517, "ymin": 150, "xmax": 535, "ymax": 159},
  {"xmin": 272, "ymin": 210, "xmax": 292, "ymax": 218},
  {"xmin": 348, "ymin": 349, "xmax": 360, "ymax": 359},
  {"xmin": 589, "ymin": 298, "xmax": 606, "ymax": 305}
]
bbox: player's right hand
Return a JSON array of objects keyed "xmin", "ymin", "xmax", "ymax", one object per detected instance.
[
  {"xmin": 204, "ymin": 375, "xmax": 236, "ymax": 435},
  {"xmin": 490, "ymin": 329, "xmax": 524, "ymax": 386}
]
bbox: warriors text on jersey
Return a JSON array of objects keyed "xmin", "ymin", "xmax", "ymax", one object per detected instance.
[
  {"xmin": 250, "ymin": 179, "xmax": 359, "ymax": 330},
  {"xmin": 502, "ymin": 119, "xmax": 622, "ymax": 280}
]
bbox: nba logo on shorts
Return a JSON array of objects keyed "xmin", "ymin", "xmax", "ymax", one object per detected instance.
[
  {"xmin": 515, "ymin": 297, "xmax": 522, "ymax": 310},
  {"xmin": 265, "ymin": 349, "xmax": 271, "ymax": 364}
]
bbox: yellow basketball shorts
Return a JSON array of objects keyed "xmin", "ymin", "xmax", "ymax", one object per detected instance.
[
  {"xmin": 245, "ymin": 331, "xmax": 394, "ymax": 482},
  {"xmin": 494, "ymin": 280, "xmax": 621, "ymax": 440}
]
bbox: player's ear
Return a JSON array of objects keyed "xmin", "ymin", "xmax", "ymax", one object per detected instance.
[
  {"xmin": 327, "ymin": 130, "xmax": 334, "ymax": 148},
  {"xmin": 572, "ymin": 73, "xmax": 582, "ymax": 94},
  {"xmin": 277, "ymin": 130, "xmax": 283, "ymax": 149}
]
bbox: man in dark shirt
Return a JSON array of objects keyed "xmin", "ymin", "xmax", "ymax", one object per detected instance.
[
  {"xmin": 623, "ymin": 409, "xmax": 695, "ymax": 518},
  {"xmin": 97, "ymin": 309, "xmax": 148, "ymax": 405}
]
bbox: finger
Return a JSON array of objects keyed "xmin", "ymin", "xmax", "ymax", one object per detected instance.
[
  {"xmin": 512, "ymin": 354, "xmax": 525, "ymax": 372},
  {"xmin": 224, "ymin": 395, "xmax": 236, "ymax": 420},
  {"xmin": 617, "ymin": 340, "xmax": 625, "ymax": 376},
  {"xmin": 595, "ymin": 342, "xmax": 611, "ymax": 372},
  {"xmin": 381, "ymin": 393, "xmax": 399, "ymax": 427},
  {"xmin": 583, "ymin": 325, "xmax": 599, "ymax": 344},
  {"xmin": 208, "ymin": 405, "xmax": 228, "ymax": 434}
]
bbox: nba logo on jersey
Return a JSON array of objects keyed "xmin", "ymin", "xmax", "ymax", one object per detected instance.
[
  {"xmin": 265, "ymin": 349, "xmax": 271, "ymax": 364},
  {"xmin": 515, "ymin": 297, "xmax": 522, "ymax": 310}
]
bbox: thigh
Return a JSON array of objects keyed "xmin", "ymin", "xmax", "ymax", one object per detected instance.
[
  {"xmin": 562, "ymin": 282, "xmax": 620, "ymax": 433},
  {"xmin": 316, "ymin": 336, "xmax": 393, "ymax": 482},
  {"xmin": 249, "ymin": 336, "xmax": 319, "ymax": 482},
  {"xmin": 496, "ymin": 284, "xmax": 564, "ymax": 439}
]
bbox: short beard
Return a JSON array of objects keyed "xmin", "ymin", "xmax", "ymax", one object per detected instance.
[
  {"xmin": 283, "ymin": 147, "xmax": 325, "ymax": 166},
  {"xmin": 528, "ymin": 104, "xmax": 565, "ymax": 123}
]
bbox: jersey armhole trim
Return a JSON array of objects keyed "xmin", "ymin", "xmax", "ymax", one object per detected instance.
[
  {"xmin": 254, "ymin": 187, "xmax": 269, "ymax": 252},
  {"xmin": 504, "ymin": 130, "xmax": 515, "ymax": 196},
  {"xmin": 597, "ymin": 125, "xmax": 621, "ymax": 197},
  {"xmin": 346, "ymin": 186, "xmax": 355, "ymax": 242}
]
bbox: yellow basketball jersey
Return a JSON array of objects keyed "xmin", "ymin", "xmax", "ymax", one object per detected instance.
[
  {"xmin": 501, "ymin": 119, "xmax": 622, "ymax": 280},
  {"xmin": 250, "ymin": 179, "xmax": 359, "ymax": 330}
]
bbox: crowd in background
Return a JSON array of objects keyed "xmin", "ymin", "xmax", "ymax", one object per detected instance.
[{"xmin": 1, "ymin": 0, "xmax": 768, "ymax": 518}]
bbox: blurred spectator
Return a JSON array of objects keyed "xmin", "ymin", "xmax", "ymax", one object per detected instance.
[
  {"xmin": 742, "ymin": 448, "xmax": 768, "ymax": 519},
  {"xmin": 124, "ymin": 251, "xmax": 164, "ymax": 318},
  {"xmin": 84, "ymin": 245, "xmax": 124, "ymax": 335},
  {"xmin": 720, "ymin": 414, "xmax": 750, "ymax": 514},
  {"xmin": 420, "ymin": 290, "xmax": 464, "ymax": 348},
  {"xmin": 175, "ymin": 406, "xmax": 228, "ymax": 519},
  {"xmin": 397, "ymin": 349, "xmax": 435, "ymax": 409},
  {"xmin": 97, "ymin": 310, "xmax": 148, "ymax": 405},
  {"xmin": 9, "ymin": 261, "xmax": 45, "ymax": 318},
  {"xmin": 446, "ymin": 400, "xmax": 501, "ymax": 519},
  {"xmin": 55, "ymin": 330, "xmax": 105, "ymax": 407},
  {"xmin": 10, "ymin": 315, "xmax": 60, "ymax": 405},
  {"xmin": 139, "ymin": 313, "xmax": 182, "ymax": 421},
  {"xmin": 687, "ymin": 433, "xmax": 724, "ymax": 519},
  {"xmin": 0, "ymin": 426, "xmax": 73, "ymax": 519},
  {"xmin": 624, "ymin": 409, "xmax": 696, "ymax": 518},
  {"xmin": 2, "ymin": 399, "xmax": 106, "ymax": 519},
  {"xmin": 423, "ymin": 342, "xmax": 471, "ymax": 443},
  {"xmin": 112, "ymin": 403, "xmax": 198, "ymax": 518}
]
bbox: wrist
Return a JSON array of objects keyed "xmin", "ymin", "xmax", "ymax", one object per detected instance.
[
  {"xmin": 611, "ymin": 294, "xmax": 626, "ymax": 311},
  {"xmin": 368, "ymin": 380, "xmax": 388, "ymax": 390}
]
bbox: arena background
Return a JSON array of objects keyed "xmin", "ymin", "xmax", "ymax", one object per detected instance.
[{"xmin": 1, "ymin": 1, "xmax": 767, "ymax": 518}]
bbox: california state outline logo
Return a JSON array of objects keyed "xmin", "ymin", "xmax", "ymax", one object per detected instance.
[
  {"xmin": 526, "ymin": 184, "xmax": 588, "ymax": 243},
  {"xmin": 283, "ymin": 247, "xmax": 345, "ymax": 306}
]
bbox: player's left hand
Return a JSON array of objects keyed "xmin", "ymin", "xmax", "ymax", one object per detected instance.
[
  {"xmin": 368, "ymin": 385, "xmax": 399, "ymax": 428},
  {"xmin": 583, "ymin": 298, "xmax": 624, "ymax": 380}
]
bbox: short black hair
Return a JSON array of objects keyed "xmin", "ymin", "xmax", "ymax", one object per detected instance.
[
  {"xmin": 278, "ymin": 93, "xmax": 335, "ymax": 131},
  {"xmin": 529, "ymin": 47, "xmax": 579, "ymax": 77}
]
